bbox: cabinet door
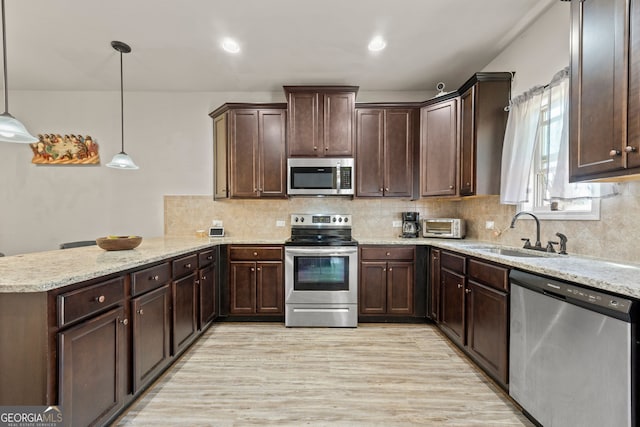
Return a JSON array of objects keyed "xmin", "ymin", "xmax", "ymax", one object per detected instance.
[
  {"xmin": 256, "ymin": 261, "xmax": 284, "ymax": 314},
  {"xmin": 440, "ymin": 269, "xmax": 465, "ymax": 345},
  {"xmin": 172, "ymin": 272, "xmax": 197, "ymax": 355},
  {"xmin": 229, "ymin": 110, "xmax": 259, "ymax": 198},
  {"xmin": 131, "ymin": 284, "xmax": 171, "ymax": 392},
  {"xmin": 466, "ymin": 280, "xmax": 508, "ymax": 386},
  {"xmin": 213, "ymin": 113, "xmax": 228, "ymax": 199},
  {"xmin": 58, "ymin": 306, "xmax": 126, "ymax": 427},
  {"xmin": 459, "ymin": 86, "xmax": 476, "ymax": 196},
  {"xmin": 258, "ymin": 109, "xmax": 287, "ymax": 197},
  {"xmin": 359, "ymin": 261, "xmax": 387, "ymax": 314},
  {"xmin": 628, "ymin": 0, "xmax": 640, "ymax": 169},
  {"xmin": 324, "ymin": 92, "xmax": 355, "ymax": 156},
  {"xmin": 421, "ymin": 99, "xmax": 458, "ymax": 197},
  {"xmin": 229, "ymin": 262, "xmax": 257, "ymax": 314},
  {"xmin": 288, "ymin": 92, "xmax": 320, "ymax": 156},
  {"xmin": 356, "ymin": 109, "xmax": 384, "ymax": 197},
  {"xmin": 429, "ymin": 249, "xmax": 441, "ymax": 321},
  {"xmin": 384, "ymin": 109, "xmax": 414, "ymax": 197},
  {"xmin": 570, "ymin": 0, "xmax": 628, "ymax": 180},
  {"xmin": 387, "ymin": 261, "xmax": 414, "ymax": 315},
  {"xmin": 199, "ymin": 264, "xmax": 216, "ymax": 328}
]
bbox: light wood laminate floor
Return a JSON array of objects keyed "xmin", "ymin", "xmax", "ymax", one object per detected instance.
[{"xmin": 115, "ymin": 323, "xmax": 533, "ymax": 426}]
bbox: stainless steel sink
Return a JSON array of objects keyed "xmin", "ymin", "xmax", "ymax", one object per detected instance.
[{"xmin": 476, "ymin": 247, "xmax": 549, "ymax": 258}]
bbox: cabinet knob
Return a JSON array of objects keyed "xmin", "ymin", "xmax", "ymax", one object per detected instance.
[
  {"xmin": 383, "ymin": 268, "xmax": 387, "ymax": 272},
  {"xmin": 202, "ymin": 276, "xmax": 207, "ymax": 280},
  {"xmin": 433, "ymin": 256, "xmax": 438, "ymax": 260},
  {"xmin": 465, "ymin": 289, "xmax": 471, "ymax": 294},
  {"xmin": 625, "ymin": 146, "xmax": 637, "ymax": 153},
  {"xmin": 313, "ymin": 146, "xmax": 318, "ymax": 151},
  {"xmin": 386, "ymin": 252, "xmax": 391, "ymax": 256},
  {"xmin": 385, "ymin": 187, "xmax": 389, "ymax": 191},
  {"xmin": 449, "ymin": 185, "xmax": 454, "ymax": 189},
  {"xmin": 610, "ymin": 149, "xmax": 622, "ymax": 156},
  {"xmin": 185, "ymin": 263, "xmax": 192, "ymax": 269},
  {"xmin": 457, "ymin": 284, "xmax": 462, "ymax": 289},
  {"xmin": 379, "ymin": 187, "xmax": 383, "ymax": 192},
  {"xmin": 257, "ymin": 267, "xmax": 261, "ymax": 271},
  {"xmin": 150, "ymin": 275, "xmax": 159, "ymax": 281},
  {"xmin": 137, "ymin": 309, "xmax": 144, "ymax": 315},
  {"xmin": 120, "ymin": 318, "xmax": 129, "ymax": 326},
  {"xmin": 195, "ymin": 280, "xmax": 200, "ymax": 285},
  {"xmin": 207, "ymin": 255, "xmax": 213, "ymax": 260},
  {"xmin": 388, "ymin": 267, "xmax": 393, "ymax": 272},
  {"xmin": 465, "ymin": 182, "xmax": 470, "ymax": 186},
  {"xmin": 325, "ymin": 147, "xmax": 329, "ymax": 151},
  {"xmin": 253, "ymin": 252, "xmax": 258, "ymax": 256},
  {"xmin": 251, "ymin": 267, "xmax": 255, "ymax": 272},
  {"xmin": 95, "ymin": 295, "xmax": 105, "ymax": 303}
]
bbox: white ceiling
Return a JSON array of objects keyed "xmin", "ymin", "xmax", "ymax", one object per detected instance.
[{"xmin": 5, "ymin": 0, "xmax": 554, "ymax": 93}]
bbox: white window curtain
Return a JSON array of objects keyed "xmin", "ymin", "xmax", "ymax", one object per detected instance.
[
  {"xmin": 500, "ymin": 67, "xmax": 618, "ymax": 205},
  {"xmin": 499, "ymin": 86, "xmax": 545, "ymax": 204}
]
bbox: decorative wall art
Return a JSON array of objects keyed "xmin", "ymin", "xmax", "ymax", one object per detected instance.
[{"xmin": 30, "ymin": 134, "xmax": 100, "ymax": 165}]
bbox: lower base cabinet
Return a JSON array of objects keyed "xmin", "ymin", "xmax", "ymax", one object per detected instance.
[
  {"xmin": 436, "ymin": 250, "xmax": 510, "ymax": 388},
  {"xmin": 131, "ymin": 284, "xmax": 171, "ymax": 393},
  {"xmin": 58, "ymin": 306, "xmax": 127, "ymax": 427},
  {"xmin": 172, "ymin": 272, "xmax": 198, "ymax": 355}
]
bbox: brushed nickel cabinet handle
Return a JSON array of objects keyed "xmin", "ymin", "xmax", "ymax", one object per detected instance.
[
  {"xmin": 386, "ymin": 252, "xmax": 391, "ymax": 256},
  {"xmin": 137, "ymin": 309, "xmax": 144, "ymax": 315},
  {"xmin": 202, "ymin": 276, "xmax": 207, "ymax": 280},
  {"xmin": 625, "ymin": 146, "xmax": 637, "ymax": 153},
  {"xmin": 185, "ymin": 263, "xmax": 192, "ymax": 269},
  {"xmin": 610, "ymin": 149, "xmax": 621, "ymax": 156},
  {"xmin": 150, "ymin": 275, "xmax": 159, "ymax": 281},
  {"xmin": 449, "ymin": 185, "xmax": 454, "ymax": 189},
  {"xmin": 388, "ymin": 267, "xmax": 393, "ymax": 272},
  {"xmin": 207, "ymin": 255, "xmax": 213, "ymax": 260},
  {"xmin": 253, "ymin": 252, "xmax": 258, "ymax": 256},
  {"xmin": 457, "ymin": 284, "xmax": 462, "ymax": 289},
  {"xmin": 325, "ymin": 147, "xmax": 329, "ymax": 151},
  {"xmin": 120, "ymin": 318, "xmax": 129, "ymax": 325},
  {"xmin": 465, "ymin": 289, "xmax": 471, "ymax": 294},
  {"xmin": 313, "ymin": 146, "xmax": 318, "ymax": 151},
  {"xmin": 251, "ymin": 267, "xmax": 255, "ymax": 272},
  {"xmin": 379, "ymin": 187, "xmax": 383, "ymax": 192},
  {"xmin": 195, "ymin": 280, "xmax": 200, "ymax": 285},
  {"xmin": 95, "ymin": 295, "xmax": 105, "ymax": 303},
  {"xmin": 385, "ymin": 187, "xmax": 389, "ymax": 191}
]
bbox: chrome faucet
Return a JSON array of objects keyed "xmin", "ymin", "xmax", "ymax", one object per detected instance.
[{"xmin": 510, "ymin": 211, "xmax": 542, "ymax": 250}]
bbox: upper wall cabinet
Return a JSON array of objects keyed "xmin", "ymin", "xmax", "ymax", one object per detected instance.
[
  {"xmin": 210, "ymin": 103, "xmax": 287, "ymax": 199},
  {"xmin": 284, "ymin": 86, "xmax": 358, "ymax": 157},
  {"xmin": 569, "ymin": 0, "xmax": 640, "ymax": 181},
  {"xmin": 458, "ymin": 74, "xmax": 511, "ymax": 196},
  {"xmin": 356, "ymin": 106, "xmax": 418, "ymax": 198}
]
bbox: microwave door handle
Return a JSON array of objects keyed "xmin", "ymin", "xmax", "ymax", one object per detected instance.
[{"xmin": 336, "ymin": 164, "xmax": 341, "ymax": 193}]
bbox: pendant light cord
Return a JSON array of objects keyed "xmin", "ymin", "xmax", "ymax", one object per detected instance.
[
  {"xmin": 1, "ymin": 0, "xmax": 9, "ymax": 114},
  {"xmin": 119, "ymin": 49, "xmax": 124, "ymax": 153}
]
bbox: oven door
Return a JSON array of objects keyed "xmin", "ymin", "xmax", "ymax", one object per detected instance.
[{"xmin": 285, "ymin": 246, "xmax": 358, "ymax": 305}]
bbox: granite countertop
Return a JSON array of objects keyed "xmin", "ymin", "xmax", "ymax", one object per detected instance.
[
  {"xmin": 358, "ymin": 237, "xmax": 640, "ymax": 300},
  {"xmin": 2, "ymin": 235, "xmax": 639, "ymax": 300}
]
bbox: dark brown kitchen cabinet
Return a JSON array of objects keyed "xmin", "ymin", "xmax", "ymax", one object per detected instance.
[
  {"xmin": 421, "ymin": 98, "xmax": 459, "ymax": 197},
  {"xmin": 359, "ymin": 246, "xmax": 415, "ymax": 317},
  {"xmin": 171, "ymin": 255, "xmax": 198, "ymax": 355},
  {"xmin": 356, "ymin": 107, "xmax": 416, "ymax": 197},
  {"xmin": 198, "ymin": 249, "xmax": 217, "ymax": 329},
  {"xmin": 228, "ymin": 246, "xmax": 284, "ymax": 315},
  {"xmin": 131, "ymin": 284, "xmax": 171, "ymax": 393},
  {"xmin": 210, "ymin": 103, "xmax": 287, "ymax": 199},
  {"xmin": 569, "ymin": 0, "xmax": 640, "ymax": 181},
  {"xmin": 285, "ymin": 86, "xmax": 358, "ymax": 157},
  {"xmin": 428, "ymin": 248, "xmax": 441, "ymax": 321},
  {"xmin": 213, "ymin": 112, "xmax": 228, "ymax": 199},
  {"xmin": 458, "ymin": 74, "xmax": 511, "ymax": 196},
  {"xmin": 229, "ymin": 108, "xmax": 287, "ymax": 198},
  {"xmin": 58, "ymin": 305, "xmax": 127, "ymax": 427},
  {"xmin": 435, "ymin": 250, "xmax": 509, "ymax": 389}
]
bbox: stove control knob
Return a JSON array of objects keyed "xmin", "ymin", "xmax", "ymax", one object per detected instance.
[
  {"xmin": 294, "ymin": 217, "xmax": 299, "ymax": 222},
  {"xmin": 338, "ymin": 217, "xmax": 343, "ymax": 222},
  {"xmin": 300, "ymin": 217, "xmax": 305, "ymax": 223},
  {"xmin": 344, "ymin": 217, "xmax": 349, "ymax": 223},
  {"xmin": 332, "ymin": 217, "xmax": 337, "ymax": 222}
]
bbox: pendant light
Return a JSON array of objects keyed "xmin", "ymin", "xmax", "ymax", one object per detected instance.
[
  {"xmin": 106, "ymin": 40, "xmax": 138, "ymax": 170},
  {"xmin": 0, "ymin": 0, "xmax": 37, "ymax": 143}
]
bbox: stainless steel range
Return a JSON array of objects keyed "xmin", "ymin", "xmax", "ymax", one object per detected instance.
[{"xmin": 284, "ymin": 214, "xmax": 357, "ymax": 327}]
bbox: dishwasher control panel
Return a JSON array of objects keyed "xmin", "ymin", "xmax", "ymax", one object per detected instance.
[{"xmin": 510, "ymin": 269, "xmax": 633, "ymax": 316}]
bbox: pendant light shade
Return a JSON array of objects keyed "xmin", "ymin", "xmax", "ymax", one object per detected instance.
[
  {"xmin": 106, "ymin": 40, "xmax": 138, "ymax": 170},
  {"xmin": 0, "ymin": 0, "xmax": 37, "ymax": 144}
]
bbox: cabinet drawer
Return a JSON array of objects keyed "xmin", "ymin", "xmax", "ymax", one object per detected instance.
[
  {"xmin": 58, "ymin": 277, "xmax": 125, "ymax": 327},
  {"xmin": 229, "ymin": 246, "xmax": 283, "ymax": 261},
  {"xmin": 199, "ymin": 250, "xmax": 215, "ymax": 267},
  {"xmin": 441, "ymin": 251, "xmax": 466, "ymax": 274},
  {"xmin": 131, "ymin": 263, "xmax": 171, "ymax": 296},
  {"xmin": 172, "ymin": 254, "xmax": 198, "ymax": 279},
  {"xmin": 468, "ymin": 258, "xmax": 508, "ymax": 292},
  {"xmin": 360, "ymin": 246, "xmax": 415, "ymax": 261}
]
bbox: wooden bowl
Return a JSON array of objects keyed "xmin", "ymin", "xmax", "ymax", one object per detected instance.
[{"xmin": 96, "ymin": 236, "xmax": 142, "ymax": 251}]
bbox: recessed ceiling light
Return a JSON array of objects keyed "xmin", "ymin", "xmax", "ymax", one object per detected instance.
[
  {"xmin": 368, "ymin": 36, "xmax": 386, "ymax": 52},
  {"xmin": 222, "ymin": 37, "xmax": 240, "ymax": 54}
]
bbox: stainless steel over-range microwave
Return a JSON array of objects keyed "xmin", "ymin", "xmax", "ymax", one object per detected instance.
[{"xmin": 287, "ymin": 158, "xmax": 354, "ymax": 196}]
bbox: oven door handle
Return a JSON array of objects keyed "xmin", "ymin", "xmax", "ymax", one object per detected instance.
[{"xmin": 285, "ymin": 247, "xmax": 357, "ymax": 256}]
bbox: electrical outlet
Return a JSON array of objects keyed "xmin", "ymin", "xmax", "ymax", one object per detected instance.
[
  {"xmin": 485, "ymin": 221, "xmax": 495, "ymax": 230},
  {"xmin": 212, "ymin": 219, "xmax": 223, "ymax": 227},
  {"xmin": 392, "ymin": 220, "xmax": 403, "ymax": 228},
  {"xmin": 276, "ymin": 220, "xmax": 285, "ymax": 227}
]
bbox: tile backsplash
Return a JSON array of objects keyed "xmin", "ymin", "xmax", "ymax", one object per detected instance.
[{"xmin": 165, "ymin": 180, "xmax": 640, "ymax": 264}]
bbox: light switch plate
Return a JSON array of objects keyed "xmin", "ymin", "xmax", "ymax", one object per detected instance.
[
  {"xmin": 392, "ymin": 220, "xmax": 402, "ymax": 228},
  {"xmin": 485, "ymin": 221, "xmax": 495, "ymax": 229},
  {"xmin": 276, "ymin": 220, "xmax": 285, "ymax": 227}
]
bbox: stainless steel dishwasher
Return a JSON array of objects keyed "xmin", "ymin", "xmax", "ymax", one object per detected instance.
[{"xmin": 509, "ymin": 270, "xmax": 637, "ymax": 427}]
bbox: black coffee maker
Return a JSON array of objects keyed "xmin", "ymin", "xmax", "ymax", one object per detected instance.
[{"xmin": 401, "ymin": 212, "xmax": 421, "ymax": 238}]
